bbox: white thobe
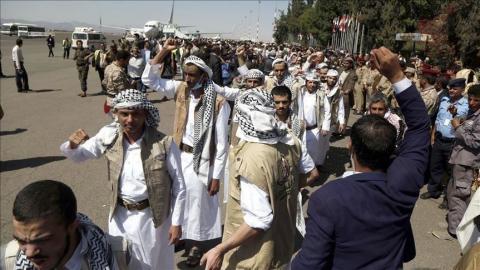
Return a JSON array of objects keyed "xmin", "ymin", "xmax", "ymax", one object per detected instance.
[
  {"xmin": 142, "ymin": 63, "xmax": 231, "ymax": 241},
  {"xmin": 60, "ymin": 124, "xmax": 186, "ymax": 270},
  {"xmin": 300, "ymin": 90, "xmax": 331, "ymax": 166}
]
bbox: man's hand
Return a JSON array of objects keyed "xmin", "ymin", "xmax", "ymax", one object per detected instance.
[
  {"xmin": 448, "ymin": 105, "xmax": 458, "ymax": 116},
  {"xmin": 68, "ymin": 129, "xmax": 89, "ymax": 149},
  {"xmin": 208, "ymin": 179, "xmax": 220, "ymax": 196},
  {"xmin": 338, "ymin": 124, "xmax": 346, "ymax": 134},
  {"xmin": 163, "ymin": 38, "xmax": 177, "ymax": 51},
  {"xmin": 236, "ymin": 46, "xmax": 246, "ymax": 66},
  {"xmin": 200, "ymin": 246, "xmax": 224, "ymax": 270},
  {"xmin": 168, "ymin": 225, "xmax": 182, "ymax": 245},
  {"xmin": 370, "ymin": 47, "xmax": 405, "ymax": 84},
  {"xmin": 236, "ymin": 45, "xmax": 246, "ymax": 57},
  {"xmin": 320, "ymin": 129, "xmax": 329, "ymax": 136},
  {"xmin": 451, "ymin": 118, "xmax": 463, "ymax": 129}
]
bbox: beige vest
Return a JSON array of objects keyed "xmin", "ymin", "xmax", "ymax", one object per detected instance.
[
  {"xmin": 222, "ymin": 140, "xmax": 301, "ymax": 270},
  {"xmin": 172, "ymin": 82, "xmax": 225, "ymax": 161},
  {"xmin": 105, "ymin": 127, "xmax": 172, "ymax": 228}
]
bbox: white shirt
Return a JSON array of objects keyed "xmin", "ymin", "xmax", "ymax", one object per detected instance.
[
  {"xmin": 12, "ymin": 45, "xmax": 23, "ymax": 67},
  {"xmin": 60, "ymin": 124, "xmax": 186, "ymax": 226},
  {"xmin": 141, "ymin": 62, "xmax": 230, "ymax": 180},
  {"xmin": 240, "ymin": 144, "xmax": 314, "ymax": 230},
  {"xmin": 119, "ymin": 137, "xmax": 148, "ymax": 202},
  {"xmin": 128, "ymin": 56, "xmax": 145, "ymax": 78},
  {"xmin": 323, "ymin": 83, "xmax": 345, "ymax": 127},
  {"xmin": 302, "ymin": 91, "xmax": 317, "ymax": 127},
  {"xmin": 339, "ymin": 70, "xmax": 349, "ymax": 86}
]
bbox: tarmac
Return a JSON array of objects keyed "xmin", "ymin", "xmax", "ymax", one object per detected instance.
[{"xmin": 0, "ymin": 33, "xmax": 461, "ymax": 269}]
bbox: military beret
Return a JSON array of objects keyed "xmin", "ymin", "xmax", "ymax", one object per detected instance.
[
  {"xmin": 448, "ymin": 78, "xmax": 466, "ymax": 88},
  {"xmin": 420, "ymin": 68, "xmax": 439, "ymax": 77}
]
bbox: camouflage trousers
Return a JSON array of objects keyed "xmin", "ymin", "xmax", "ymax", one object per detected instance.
[{"xmin": 77, "ymin": 66, "xmax": 89, "ymax": 92}]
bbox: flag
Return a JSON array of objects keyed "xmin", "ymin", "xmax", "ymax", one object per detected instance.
[{"xmin": 340, "ymin": 15, "xmax": 346, "ymax": 32}]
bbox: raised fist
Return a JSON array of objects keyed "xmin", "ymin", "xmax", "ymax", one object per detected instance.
[{"xmin": 68, "ymin": 129, "xmax": 89, "ymax": 149}]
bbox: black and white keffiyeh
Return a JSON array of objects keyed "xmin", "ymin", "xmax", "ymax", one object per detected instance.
[
  {"xmin": 289, "ymin": 111, "xmax": 302, "ymax": 138},
  {"xmin": 111, "ymin": 89, "xmax": 160, "ymax": 128},
  {"xmin": 184, "ymin": 55, "xmax": 213, "ymax": 78},
  {"xmin": 192, "ymin": 78, "xmax": 217, "ymax": 174},
  {"xmin": 183, "ymin": 55, "xmax": 218, "ymax": 174},
  {"xmin": 15, "ymin": 213, "xmax": 115, "ymax": 270},
  {"xmin": 234, "ymin": 88, "xmax": 290, "ymax": 144},
  {"xmin": 245, "ymin": 69, "xmax": 265, "ymax": 82}
]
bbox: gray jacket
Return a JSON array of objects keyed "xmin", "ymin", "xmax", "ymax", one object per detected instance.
[{"xmin": 449, "ymin": 109, "xmax": 480, "ymax": 168}]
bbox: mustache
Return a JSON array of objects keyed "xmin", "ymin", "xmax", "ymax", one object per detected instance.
[{"xmin": 28, "ymin": 254, "xmax": 48, "ymax": 260}]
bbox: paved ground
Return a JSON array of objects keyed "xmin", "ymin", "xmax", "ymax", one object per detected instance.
[{"xmin": 0, "ymin": 34, "xmax": 461, "ymax": 269}]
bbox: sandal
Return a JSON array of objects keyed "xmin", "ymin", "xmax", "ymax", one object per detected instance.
[{"xmin": 186, "ymin": 246, "xmax": 202, "ymax": 267}]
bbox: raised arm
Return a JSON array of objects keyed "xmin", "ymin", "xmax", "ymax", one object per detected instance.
[
  {"xmin": 371, "ymin": 47, "xmax": 430, "ymax": 205},
  {"xmin": 141, "ymin": 38, "xmax": 181, "ymax": 98},
  {"xmin": 60, "ymin": 125, "xmax": 116, "ymax": 162}
]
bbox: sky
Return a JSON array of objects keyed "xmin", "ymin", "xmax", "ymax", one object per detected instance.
[{"xmin": 0, "ymin": 0, "xmax": 290, "ymax": 41}]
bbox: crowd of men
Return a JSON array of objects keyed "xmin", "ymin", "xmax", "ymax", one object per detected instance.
[{"xmin": 3, "ymin": 32, "xmax": 480, "ymax": 270}]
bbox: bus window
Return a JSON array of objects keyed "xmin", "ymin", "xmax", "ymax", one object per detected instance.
[
  {"xmin": 73, "ymin": 33, "xmax": 87, "ymax": 40},
  {"xmin": 88, "ymin": 33, "xmax": 101, "ymax": 40}
]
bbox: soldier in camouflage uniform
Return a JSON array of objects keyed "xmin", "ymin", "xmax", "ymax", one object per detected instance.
[
  {"xmin": 418, "ymin": 73, "xmax": 439, "ymax": 118},
  {"xmin": 73, "ymin": 40, "xmax": 93, "ymax": 97},
  {"xmin": 362, "ymin": 63, "xmax": 380, "ymax": 108},
  {"xmin": 103, "ymin": 50, "xmax": 131, "ymax": 107},
  {"xmin": 353, "ymin": 58, "xmax": 368, "ymax": 114}
]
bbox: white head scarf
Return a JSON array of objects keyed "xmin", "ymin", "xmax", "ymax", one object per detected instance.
[
  {"xmin": 184, "ymin": 55, "xmax": 213, "ymax": 78},
  {"xmin": 235, "ymin": 88, "xmax": 293, "ymax": 145},
  {"xmin": 326, "ymin": 69, "xmax": 339, "ymax": 77},
  {"xmin": 245, "ymin": 69, "xmax": 265, "ymax": 82},
  {"xmin": 111, "ymin": 89, "xmax": 160, "ymax": 128}
]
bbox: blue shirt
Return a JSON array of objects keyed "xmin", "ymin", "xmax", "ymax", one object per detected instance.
[{"xmin": 435, "ymin": 95, "xmax": 468, "ymax": 138}]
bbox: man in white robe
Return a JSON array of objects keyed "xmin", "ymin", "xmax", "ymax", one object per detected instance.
[
  {"xmin": 142, "ymin": 38, "xmax": 230, "ymax": 267},
  {"xmin": 61, "ymin": 89, "xmax": 185, "ymax": 270}
]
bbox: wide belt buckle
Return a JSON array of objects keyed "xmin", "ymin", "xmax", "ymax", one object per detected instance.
[{"xmin": 119, "ymin": 199, "xmax": 141, "ymax": 211}]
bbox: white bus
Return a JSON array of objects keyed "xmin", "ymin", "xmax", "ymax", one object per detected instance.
[
  {"xmin": 17, "ymin": 25, "xmax": 49, "ymax": 38},
  {"xmin": 1, "ymin": 23, "xmax": 20, "ymax": 36},
  {"xmin": 71, "ymin": 27, "xmax": 106, "ymax": 50}
]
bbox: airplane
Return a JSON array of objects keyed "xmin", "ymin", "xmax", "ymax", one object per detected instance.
[{"xmin": 102, "ymin": 0, "xmax": 227, "ymax": 40}]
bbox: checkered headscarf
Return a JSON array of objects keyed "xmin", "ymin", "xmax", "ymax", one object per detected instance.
[
  {"xmin": 234, "ymin": 88, "xmax": 288, "ymax": 144},
  {"xmin": 184, "ymin": 55, "xmax": 213, "ymax": 78},
  {"xmin": 245, "ymin": 69, "xmax": 265, "ymax": 82},
  {"xmin": 111, "ymin": 89, "xmax": 160, "ymax": 128}
]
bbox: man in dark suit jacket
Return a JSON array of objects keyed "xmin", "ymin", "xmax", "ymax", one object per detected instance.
[{"xmin": 291, "ymin": 47, "xmax": 430, "ymax": 269}]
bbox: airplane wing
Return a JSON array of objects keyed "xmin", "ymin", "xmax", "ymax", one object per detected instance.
[{"xmin": 177, "ymin": 25, "xmax": 195, "ymax": 29}]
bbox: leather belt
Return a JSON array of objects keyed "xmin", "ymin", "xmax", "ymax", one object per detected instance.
[
  {"xmin": 306, "ymin": 124, "xmax": 318, "ymax": 130},
  {"xmin": 180, "ymin": 142, "xmax": 193, "ymax": 153},
  {"xmin": 117, "ymin": 198, "xmax": 150, "ymax": 211}
]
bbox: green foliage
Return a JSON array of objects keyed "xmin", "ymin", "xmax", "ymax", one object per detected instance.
[{"xmin": 273, "ymin": 0, "xmax": 478, "ymax": 67}]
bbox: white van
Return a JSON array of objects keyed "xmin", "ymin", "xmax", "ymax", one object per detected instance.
[{"xmin": 71, "ymin": 27, "xmax": 106, "ymax": 50}]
